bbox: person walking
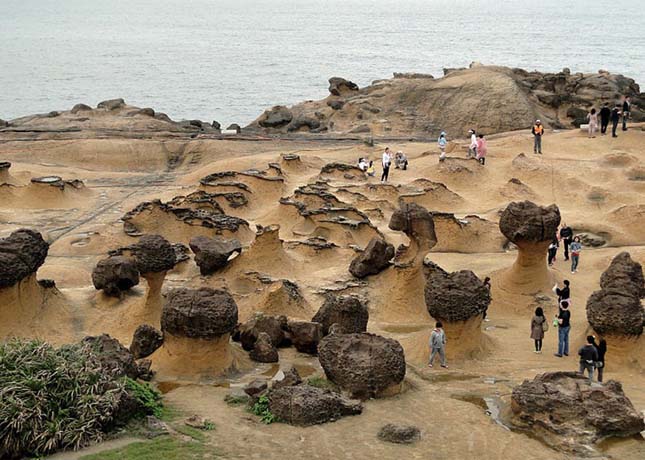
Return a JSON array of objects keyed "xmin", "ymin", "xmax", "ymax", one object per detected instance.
[
  {"xmin": 570, "ymin": 236, "xmax": 582, "ymax": 273},
  {"xmin": 532, "ymin": 120, "xmax": 544, "ymax": 154},
  {"xmin": 554, "ymin": 300, "xmax": 571, "ymax": 357},
  {"xmin": 600, "ymin": 103, "xmax": 611, "ymax": 135},
  {"xmin": 438, "ymin": 131, "xmax": 447, "ymax": 162},
  {"xmin": 553, "ymin": 280, "xmax": 571, "ymax": 307},
  {"xmin": 548, "ymin": 237, "xmax": 559, "ymax": 266},
  {"xmin": 578, "ymin": 335, "xmax": 599, "ymax": 384},
  {"xmin": 468, "ymin": 129, "xmax": 477, "ymax": 158},
  {"xmin": 611, "ymin": 105, "xmax": 621, "ymax": 138},
  {"xmin": 595, "ymin": 338, "xmax": 607, "ymax": 383},
  {"xmin": 428, "ymin": 321, "xmax": 448, "ymax": 368},
  {"xmin": 559, "ymin": 223, "xmax": 573, "ymax": 261},
  {"xmin": 622, "ymin": 96, "xmax": 631, "ymax": 131},
  {"xmin": 476, "ymin": 134, "xmax": 487, "ymax": 165},
  {"xmin": 381, "ymin": 147, "xmax": 392, "ymax": 182},
  {"xmin": 531, "ymin": 307, "xmax": 547, "ymax": 353},
  {"xmin": 586, "ymin": 108, "xmax": 598, "ymax": 138}
]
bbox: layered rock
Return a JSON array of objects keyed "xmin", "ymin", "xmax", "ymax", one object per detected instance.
[
  {"xmin": 189, "ymin": 235, "xmax": 242, "ymax": 275},
  {"xmin": 130, "ymin": 324, "xmax": 164, "ymax": 359},
  {"xmin": 349, "ymin": 237, "xmax": 395, "ymax": 278},
  {"xmin": 388, "ymin": 203, "xmax": 437, "ymax": 265},
  {"xmin": 312, "ymin": 294, "xmax": 369, "ymax": 335},
  {"xmin": 92, "ymin": 255, "xmax": 140, "ymax": 297},
  {"xmin": 0, "ymin": 229, "xmax": 49, "ymax": 289}
]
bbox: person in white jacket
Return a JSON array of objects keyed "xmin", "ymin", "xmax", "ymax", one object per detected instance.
[
  {"xmin": 467, "ymin": 129, "xmax": 477, "ymax": 158},
  {"xmin": 381, "ymin": 147, "xmax": 392, "ymax": 182}
]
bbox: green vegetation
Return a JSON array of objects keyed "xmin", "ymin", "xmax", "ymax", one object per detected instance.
[
  {"xmin": 79, "ymin": 437, "xmax": 207, "ymax": 460},
  {"xmin": 123, "ymin": 377, "xmax": 163, "ymax": 418},
  {"xmin": 307, "ymin": 375, "xmax": 338, "ymax": 392},
  {"xmin": 250, "ymin": 395, "xmax": 279, "ymax": 424},
  {"xmin": 224, "ymin": 394, "xmax": 249, "ymax": 406}
]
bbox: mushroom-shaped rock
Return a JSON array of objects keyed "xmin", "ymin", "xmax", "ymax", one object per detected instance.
[
  {"xmin": 599, "ymin": 252, "xmax": 645, "ymax": 299},
  {"xmin": 258, "ymin": 105, "xmax": 293, "ymax": 128},
  {"xmin": 498, "ymin": 201, "xmax": 561, "ymax": 293},
  {"xmin": 189, "ymin": 236, "xmax": 241, "ymax": 275},
  {"xmin": 237, "ymin": 313, "xmax": 288, "ymax": 351},
  {"xmin": 286, "ymin": 320, "xmax": 323, "ymax": 354},
  {"xmin": 268, "ymin": 385, "xmax": 362, "ymax": 426},
  {"xmin": 131, "ymin": 234, "xmax": 176, "ymax": 274},
  {"xmin": 81, "ymin": 334, "xmax": 139, "ymax": 379},
  {"xmin": 388, "ymin": 203, "xmax": 437, "ymax": 264},
  {"xmin": 130, "ymin": 324, "xmax": 164, "ymax": 359},
  {"xmin": 328, "ymin": 77, "xmax": 359, "ymax": 96},
  {"xmin": 161, "ymin": 288, "xmax": 238, "ymax": 339},
  {"xmin": 92, "ymin": 255, "xmax": 140, "ymax": 296},
  {"xmin": 349, "ymin": 237, "xmax": 395, "ymax": 278},
  {"xmin": 511, "ymin": 372, "xmax": 645, "ymax": 453},
  {"xmin": 318, "ymin": 333, "xmax": 406, "ymax": 399},
  {"xmin": 312, "ymin": 294, "xmax": 368, "ymax": 335},
  {"xmin": 0, "ymin": 229, "xmax": 49, "ymax": 289},
  {"xmin": 249, "ymin": 332, "xmax": 279, "ymax": 363}
]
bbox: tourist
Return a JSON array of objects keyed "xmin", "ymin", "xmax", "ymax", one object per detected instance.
[
  {"xmin": 483, "ymin": 276, "xmax": 491, "ymax": 321},
  {"xmin": 553, "ymin": 280, "xmax": 571, "ymax": 307},
  {"xmin": 381, "ymin": 147, "xmax": 392, "ymax": 182},
  {"xmin": 586, "ymin": 108, "xmax": 598, "ymax": 138},
  {"xmin": 438, "ymin": 131, "xmax": 447, "ymax": 162},
  {"xmin": 570, "ymin": 236, "xmax": 582, "ymax": 273},
  {"xmin": 547, "ymin": 236, "xmax": 559, "ymax": 266},
  {"xmin": 532, "ymin": 120, "xmax": 544, "ymax": 154},
  {"xmin": 476, "ymin": 134, "xmax": 487, "ymax": 165},
  {"xmin": 622, "ymin": 96, "xmax": 631, "ymax": 131},
  {"xmin": 595, "ymin": 338, "xmax": 607, "ymax": 383},
  {"xmin": 559, "ymin": 223, "xmax": 573, "ymax": 261},
  {"xmin": 554, "ymin": 300, "xmax": 571, "ymax": 357},
  {"xmin": 395, "ymin": 151, "xmax": 408, "ymax": 170},
  {"xmin": 428, "ymin": 321, "xmax": 448, "ymax": 368},
  {"xmin": 468, "ymin": 129, "xmax": 477, "ymax": 158},
  {"xmin": 358, "ymin": 157, "xmax": 367, "ymax": 171},
  {"xmin": 531, "ymin": 307, "xmax": 547, "ymax": 353},
  {"xmin": 366, "ymin": 160, "xmax": 375, "ymax": 177},
  {"xmin": 600, "ymin": 103, "xmax": 611, "ymax": 135},
  {"xmin": 578, "ymin": 335, "xmax": 598, "ymax": 384},
  {"xmin": 611, "ymin": 104, "xmax": 621, "ymax": 138}
]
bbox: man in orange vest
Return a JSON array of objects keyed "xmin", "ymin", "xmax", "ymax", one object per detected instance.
[{"xmin": 531, "ymin": 120, "xmax": 544, "ymax": 154}]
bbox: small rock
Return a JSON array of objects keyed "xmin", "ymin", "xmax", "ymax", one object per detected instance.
[
  {"xmin": 272, "ymin": 366, "xmax": 302, "ymax": 390},
  {"xmin": 243, "ymin": 379, "xmax": 268, "ymax": 398},
  {"xmin": 249, "ymin": 332, "xmax": 279, "ymax": 363},
  {"xmin": 377, "ymin": 424, "xmax": 421, "ymax": 444}
]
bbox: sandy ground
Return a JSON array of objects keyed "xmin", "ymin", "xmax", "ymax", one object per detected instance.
[{"xmin": 0, "ymin": 124, "xmax": 644, "ymax": 459}]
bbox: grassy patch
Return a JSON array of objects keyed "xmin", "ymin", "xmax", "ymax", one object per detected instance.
[
  {"xmin": 79, "ymin": 436, "xmax": 206, "ymax": 460},
  {"xmin": 224, "ymin": 394, "xmax": 249, "ymax": 406},
  {"xmin": 307, "ymin": 375, "xmax": 338, "ymax": 392},
  {"xmin": 174, "ymin": 425, "xmax": 208, "ymax": 443}
]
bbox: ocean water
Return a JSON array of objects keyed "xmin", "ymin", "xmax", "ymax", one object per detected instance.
[{"xmin": 1, "ymin": 0, "xmax": 644, "ymax": 126}]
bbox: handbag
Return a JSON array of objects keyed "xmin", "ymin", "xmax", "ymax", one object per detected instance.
[{"xmin": 542, "ymin": 320, "xmax": 549, "ymax": 332}]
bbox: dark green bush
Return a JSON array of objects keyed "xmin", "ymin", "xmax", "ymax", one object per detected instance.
[{"xmin": 123, "ymin": 377, "xmax": 163, "ymax": 418}]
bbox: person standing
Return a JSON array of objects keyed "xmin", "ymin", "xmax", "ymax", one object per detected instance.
[
  {"xmin": 381, "ymin": 147, "xmax": 392, "ymax": 182},
  {"xmin": 476, "ymin": 134, "xmax": 487, "ymax": 165},
  {"xmin": 595, "ymin": 338, "xmax": 607, "ymax": 383},
  {"xmin": 600, "ymin": 103, "xmax": 611, "ymax": 135},
  {"xmin": 611, "ymin": 105, "xmax": 621, "ymax": 138},
  {"xmin": 559, "ymin": 223, "xmax": 573, "ymax": 261},
  {"xmin": 622, "ymin": 96, "xmax": 631, "ymax": 131},
  {"xmin": 482, "ymin": 276, "xmax": 491, "ymax": 321},
  {"xmin": 586, "ymin": 108, "xmax": 598, "ymax": 138},
  {"xmin": 428, "ymin": 321, "xmax": 448, "ymax": 368},
  {"xmin": 468, "ymin": 129, "xmax": 477, "ymax": 158},
  {"xmin": 554, "ymin": 300, "xmax": 571, "ymax": 357},
  {"xmin": 570, "ymin": 236, "xmax": 582, "ymax": 273},
  {"xmin": 553, "ymin": 280, "xmax": 571, "ymax": 306},
  {"xmin": 532, "ymin": 120, "xmax": 544, "ymax": 154},
  {"xmin": 548, "ymin": 237, "xmax": 559, "ymax": 266},
  {"xmin": 531, "ymin": 307, "xmax": 547, "ymax": 353},
  {"xmin": 578, "ymin": 335, "xmax": 599, "ymax": 384},
  {"xmin": 438, "ymin": 131, "xmax": 448, "ymax": 162}
]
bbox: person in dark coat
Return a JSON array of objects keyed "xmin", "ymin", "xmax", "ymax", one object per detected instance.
[
  {"xmin": 578, "ymin": 335, "xmax": 599, "ymax": 384},
  {"xmin": 599, "ymin": 103, "xmax": 611, "ymax": 135},
  {"xmin": 595, "ymin": 338, "xmax": 607, "ymax": 383},
  {"xmin": 622, "ymin": 96, "xmax": 631, "ymax": 131},
  {"xmin": 611, "ymin": 104, "xmax": 621, "ymax": 138},
  {"xmin": 530, "ymin": 307, "xmax": 547, "ymax": 353},
  {"xmin": 559, "ymin": 223, "xmax": 573, "ymax": 261}
]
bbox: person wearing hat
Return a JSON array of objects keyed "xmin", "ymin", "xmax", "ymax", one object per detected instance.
[
  {"xmin": 438, "ymin": 131, "xmax": 447, "ymax": 162},
  {"xmin": 531, "ymin": 120, "xmax": 544, "ymax": 154}
]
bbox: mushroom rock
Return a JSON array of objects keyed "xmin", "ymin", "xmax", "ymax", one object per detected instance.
[
  {"xmin": 237, "ymin": 313, "xmax": 288, "ymax": 351},
  {"xmin": 92, "ymin": 255, "xmax": 140, "ymax": 297},
  {"xmin": 130, "ymin": 234, "xmax": 177, "ymax": 275},
  {"xmin": 349, "ymin": 237, "xmax": 395, "ymax": 278},
  {"xmin": 0, "ymin": 229, "xmax": 49, "ymax": 289},
  {"xmin": 328, "ymin": 77, "xmax": 359, "ymax": 96},
  {"xmin": 388, "ymin": 203, "xmax": 437, "ymax": 265},
  {"xmin": 130, "ymin": 324, "xmax": 164, "ymax": 359},
  {"xmin": 312, "ymin": 294, "xmax": 368, "ymax": 336},
  {"xmin": 249, "ymin": 332, "xmax": 279, "ymax": 363},
  {"xmin": 189, "ymin": 235, "xmax": 241, "ymax": 275},
  {"xmin": 599, "ymin": 252, "xmax": 645, "ymax": 299},
  {"xmin": 510, "ymin": 372, "xmax": 645, "ymax": 454},
  {"xmin": 0, "ymin": 161, "xmax": 13, "ymax": 183},
  {"xmin": 498, "ymin": 201, "xmax": 561, "ymax": 293},
  {"xmin": 285, "ymin": 320, "xmax": 323, "ymax": 354},
  {"xmin": 318, "ymin": 332, "xmax": 406, "ymax": 399}
]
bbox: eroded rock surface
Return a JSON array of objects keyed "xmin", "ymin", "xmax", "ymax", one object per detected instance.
[
  {"xmin": 92, "ymin": 256, "xmax": 140, "ymax": 296},
  {"xmin": 130, "ymin": 324, "xmax": 164, "ymax": 359},
  {"xmin": 189, "ymin": 236, "xmax": 241, "ymax": 275},
  {"xmin": 312, "ymin": 294, "xmax": 368, "ymax": 335},
  {"xmin": 249, "ymin": 332, "xmax": 279, "ymax": 363},
  {"xmin": 499, "ymin": 201, "xmax": 561, "ymax": 243},
  {"xmin": 349, "ymin": 237, "xmax": 394, "ymax": 278},
  {"xmin": 0, "ymin": 229, "xmax": 49, "ymax": 288}
]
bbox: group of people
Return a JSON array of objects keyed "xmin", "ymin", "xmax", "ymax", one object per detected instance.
[
  {"xmin": 586, "ymin": 96, "xmax": 631, "ymax": 138},
  {"xmin": 437, "ymin": 129, "xmax": 487, "ymax": 164},
  {"xmin": 358, "ymin": 147, "xmax": 409, "ymax": 182},
  {"xmin": 548, "ymin": 223, "xmax": 582, "ymax": 274}
]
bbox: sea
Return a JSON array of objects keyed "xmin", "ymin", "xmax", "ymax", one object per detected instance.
[{"xmin": 1, "ymin": 0, "xmax": 644, "ymax": 126}]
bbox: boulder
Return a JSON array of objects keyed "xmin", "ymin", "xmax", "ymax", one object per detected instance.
[
  {"xmin": 258, "ymin": 105, "xmax": 293, "ymax": 128},
  {"xmin": 287, "ymin": 115, "xmax": 321, "ymax": 132},
  {"xmin": 91, "ymin": 255, "xmax": 140, "ymax": 296},
  {"xmin": 211, "ymin": 120, "xmax": 221, "ymax": 130},
  {"xmin": 237, "ymin": 313, "xmax": 288, "ymax": 351},
  {"xmin": 312, "ymin": 294, "xmax": 368, "ymax": 335},
  {"xmin": 349, "ymin": 237, "xmax": 395, "ymax": 278},
  {"xmin": 268, "ymin": 385, "xmax": 362, "ymax": 426},
  {"xmin": 227, "ymin": 123, "xmax": 241, "ymax": 133},
  {"xmin": 189, "ymin": 235, "xmax": 242, "ymax": 275},
  {"xmin": 131, "ymin": 234, "xmax": 177, "ymax": 274},
  {"xmin": 81, "ymin": 334, "xmax": 139, "ymax": 379},
  {"xmin": 0, "ymin": 229, "xmax": 49, "ymax": 289},
  {"xmin": 161, "ymin": 287, "xmax": 238, "ymax": 339},
  {"xmin": 599, "ymin": 252, "xmax": 645, "ymax": 299},
  {"xmin": 328, "ymin": 77, "xmax": 359, "ymax": 96},
  {"xmin": 424, "ymin": 262, "xmax": 491, "ymax": 322},
  {"xmin": 97, "ymin": 98, "xmax": 125, "ymax": 110},
  {"xmin": 318, "ymin": 333, "xmax": 406, "ymax": 399},
  {"xmin": 377, "ymin": 424, "xmax": 421, "ymax": 444},
  {"xmin": 71, "ymin": 103, "xmax": 92, "ymax": 113},
  {"xmin": 272, "ymin": 366, "xmax": 303, "ymax": 390},
  {"xmin": 511, "ymin": 372, "xmax": 645, "ymax": 453},
  {"xmin": 249, "ymin": 332, "xmax": 279, "ymax": 363},
  {"xmin": 499, "ymin": 201, "xmax": 561, "ymax": 243},
  {"xmin": 285, "ymin": 320, "xmax": 323, "ymax": 354},
  {"xmin": 243, "ymin": 379, "xmax": 268, "ymax": 398},
  {"xmin": 130, "ymin": 324, "xmax": 164, "ymax": 359}
]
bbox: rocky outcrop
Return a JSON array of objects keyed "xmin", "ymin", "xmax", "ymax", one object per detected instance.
[
  {"xmin": 130, "ymin": 235, "xmax": 177, "ymax": 275},
  {"xmin": 97, "ymin": 98, "xmax": 125, "ymax": 111},
  {"xmin": 389, "ymin": 203, "xmax": 437, "ymax": 265},
  {"xmin": 189, "ymin": 236, "xmax": 242, "ymax": 275},
  {"xmin": 268, "ymin": 385, "xmax": 362, "ymax": 426},
  {"xmin": 312, "ymin": 294, "xmax": 369, "ymax": 335},
  {"xmin": 237, "ymin": 313, "xmax": 288, "ymax": 351},
  {"xmin": 257, "ymin": 106, "xmax": 293, "ymax": 128},
  {"xmin": 349, "ymin": 237, "xmax": 395, "ymax": 278},
  {"xmin": 249, "ymin": 332, "xmax": 279, "ymax": 363},
  {"xmin": 328, "ymin": 77, "xmax": 359, "ymax": 96},
  {"xmin": 377, "ymin": 424, "xmax": 421, "ymax": 444},
  {"xmin": 161, "ymin": 288, "xmax": 238, "ymax": 339},
  {"xmin": 0, "ymin": 229, "xmax": 49, "ymax": 289},
  {"xmin": 92, "ymin": 256, "xmax": 140, "ymax": 296},
  {"xmin": 285, "ymin": 320, "xmax": 323, "ymax": 354},
  {"xmin": 81, "ymin": 334, "xmax": 139, "ymax": 379},
  {"xmin": 511, "ymin": 372, "xmax": 645, "ymax": 454},
  {"xmin": 587, "ymin": 252, "xmax": 644, "ymax": 336},
  {"xmin": 130, "ymin": 324, "xmax": 164, "ymax": 359},
  {"xmin": 318, "ymin": 333, "xmax": 406, "ymax": 399}
]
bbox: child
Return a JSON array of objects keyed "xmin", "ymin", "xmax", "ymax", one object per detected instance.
[
  {"xmin": 570, "ymin": 236, "xmax": 582, "ymax": 273},
  {"xmin": 438, "ymin": 131, "xmax": 447, "ymax": 162},
  {"xmin": 476, "ymin": 134, "xmax": 487, "ymax": 165},
  {"xmin": 366, "ymin": 160, "xmax": 375, "ymax": 177},
  {"xmin": 428, "ymin": 321, "xmax": 448, "ymax": 368}
]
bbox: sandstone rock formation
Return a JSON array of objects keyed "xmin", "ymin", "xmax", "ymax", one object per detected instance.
[
  {"xmin": 92, "ymin": 256, "xmax": 140, "ymax": 297},
  {"xmin": 318, "ymin": 333, "xmax": 406, "ymax": 399},
  {"xmin": 312, "ymin": 294, "xmax": 368, "ymax": 335},
  {"xmin": 349, "ymin": 237, "xmax": 395, "ymax": 278},
  {"xmin": 130, "ymin": 234, "xmax": 177, "ymax": 275},
  {"xmin": 189, "ymin": 235, "xmax": 242, "ymax": 275},
  {"xmin": 511, "ymin": 372, "xmax": 645, "ymax": 453},
  {"xmin": 268, "ymin": 385, "xmax": 362, "ymax": 426},
  {"xmin": 130, "ymin": 324, "xmax": 164, "ymax": 359},
  {"xmin": 249, "ymin": 332, "xmax": 279, "ymax": 363},
  {"xmin": 0, "ymin": 229, "xmax": 49, "ymax": 289},
  {"xmin": 388, "ymin": 203, "xmax": 437, "ymax": 265}
]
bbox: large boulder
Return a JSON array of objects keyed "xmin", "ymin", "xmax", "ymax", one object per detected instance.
[
  {"xmin": 349, "ymin": 237, "xmax": 395, "ymax": 278},
  {"xmin": 130, "ymin": 324, "xmax": 164, "ymax": 359},
  {"xmin": 599, "ymin": 252, "xmax": 645, "ymax": 299},
  {"xmin": 268, "ymin": 385, "xmax": 362, "ymax": 426},
  {"xmin": 424, "ymin": 262, "xmax": 491, "ymax": 322},
  {"xmin": 511, "ymin": 372, "xmax": 645, "ymax": 453},
  {"xmin": 97, "ymin": 98, "xmax": 125, "ymax": 110},
  {"xmin": 249, "ymin": 332, "xmax": 279, "ymax": 363},
  {"xmin": 131, "ymin": 234, "xmax": 176, "ymax": 274},
  {"xmin": 189, "ymin": 236, "xmax": 241, "ymax": 275},
  {"xmin": 92, "ymin": 256, "xmax": 140, "ymax": 296},
  {"xmin": 312, "ymin": 294, "xmax": 369, "ymax": 335},
  {"xmin": 161, "ymin": 288, "xmax": 238, "ymax": 339},
  {"xmin": 317, "ymin": 333, "xmax": 406, "ymax": 399},
  {"xmin": 81, "ymin": 334, "xmax": 139, "ymax": 379},
  {"xmin": 258, "ymin": 105, "xmax": 293, "ymax": 128},
  {"xmin": 0, "ymin": 229, "xmax": 49, "ymax": 289},
  {"xmin": 237, "ymin": 313, "xmax": 288, "ymax": 351},
  {"xmin": 285, "ymin": 320, "xmax": 323, "ymax": 354},
  {"xmin": 499, "ymin": 201, "xmax": 561, "ymax": 243},
  {"xmin": 328, "ymin": 77, "xmax": 359, "ymax": 96}
]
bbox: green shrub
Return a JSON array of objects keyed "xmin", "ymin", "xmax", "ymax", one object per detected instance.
[
  {"xmin": 307, "ymin": 376, "xmax": 338, "ymax": 392},
  {"xmin": 250, "ymin": 395, "xmax": 279, "ymax": 424},
  {"xmin": 123, "ymin": 377, "xmax": 163, "ymax": 418}
]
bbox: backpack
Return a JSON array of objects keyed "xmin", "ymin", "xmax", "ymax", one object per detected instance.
[{"xmin": 542, "ymin": 319, "xmax": 549, "ymax": 332}]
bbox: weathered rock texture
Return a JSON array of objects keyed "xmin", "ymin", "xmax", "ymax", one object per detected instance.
[
  {"xmin": 389, "ymin": 203, "xmax": 437, "ymax": 265},
  {"xmin": 130, "ymin": 324, "xmax": 164, "ymax": 359},
  {"xmin": 0, "ymin": 229, "xmax": 49, "ymax": 289},
  {"xmin": 285, "ymin": 320, "xmax": 323, "ymax": 354},
  {"xmin": 130, "ymin": 234, "xmax": 177, "ymax": 274},
  {"xmin": 81, "ymin": 334, "xmax": 139, "ymax": 379},
  {"xmin": 249, "ymin": 332, "xmax": 279, "ymax": 363},
  {"xmin": 377, "ymin": 424, "xmax": 421, "ymax": 444},
  {"xmin": 92, "ymin": 256, "xmax": 140, "ymax": 296},
  {"xmin": 349, "ymin": 237, "xmax": 395, "ymax": 278},
  {"xmin": 237, "ymin": 313, "xmax": 288, "ymax": 351},
  {"xmin": 189, "ymin": 235, "xmax": 242, "ymax": 275},
  {"xmin": 312, "ymin": 294, "xmax": 369, "ymax": 335}
]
